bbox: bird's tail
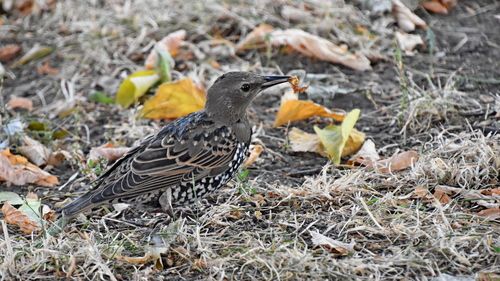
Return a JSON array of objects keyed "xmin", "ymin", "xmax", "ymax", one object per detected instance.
[{"xmin": 54, "ymin": 191, "xmax": 97, "ymax": 218}]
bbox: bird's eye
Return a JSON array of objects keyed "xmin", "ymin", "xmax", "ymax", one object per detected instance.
[{"xmin": 240, "ymin": 84, "xmax": 250, "ymax": 92}]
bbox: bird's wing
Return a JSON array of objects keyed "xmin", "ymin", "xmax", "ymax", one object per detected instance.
[{"xmin": 60, "ymin": 114, "xmax": 241, "ymax": 216}]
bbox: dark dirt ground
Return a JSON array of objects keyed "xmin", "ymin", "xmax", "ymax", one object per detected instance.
[{"xmin": 1, "ymin": 0, "xmax": 499, "ymax": 204}]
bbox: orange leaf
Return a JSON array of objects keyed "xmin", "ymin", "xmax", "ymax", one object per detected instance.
[
  {"xmin": 433, "ymin": 189, "xmax": 452, "ymax": 204},
  {"xmin": 237, "ymin": 24, "xmax": 274, "ymax": 50},
  {"xmin": 88, "ymin": 144, "xmax": 130, "ymax": 163},
  {"xmin": 414, "ymin": 186, "xmax": 429, "ymax": 198},
  {"xmin": 140, "ymin": 77, "xmax": 206, "ymax": 120},
  {"xmin": 420, "ymin": 0, "xmax": 457, "ymax": 14},
  {"xmin": 0, "ymin": 45, "xmax": 22, "ymax": 63},
  {"xmin": 8, "ymin": 97, "xmax": 33, "ymax": 111},
  {"xmin": 375, "ymin": 151, "xmax": 419, "ymax": 173},
  {"xmin": 477, "ymin": 209, "xmax": 500, "ymax": 220},
  {"xmin": 243, "ymin": 145, "xmax": 263, "ymax": 167},
  {"xmin": 0, "ymin": 149, "xmax": 59, "ymax": 187},
  {"xmin": 392, "ymin": 0, "xmax": 427, "ymax": 32},
  {"xmin": 144, "ymin": 30, "xmax": 186, "ymax": 69},
  {"xmin": 37, "ymin": 61, "xmax": 59, "ymax": 75},
  {"xmin": 287, "ymin": 76, "xmax": 309, "ymax": 93},
  {"xmin": 2, "ymin": 202, "xmax": 41, "ymax": 234},
  {"xmin": 274, "ymin": 90, "xmax": 345, "ymax": 127}
]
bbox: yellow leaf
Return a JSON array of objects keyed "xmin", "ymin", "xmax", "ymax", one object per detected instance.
[
  {"xmin": 342, "ymin": 129, "xmax": 365, "ymax": 157},
  {"xmin": 115, "ymin": 70, "xmax": 159, "ymax": 108},
  {"xmin": 274, "ymin": 90, "xmax": 346, "ymax": 127},
  {"xmin": 313, "ymin": 109, "xmax": 361, "ymax": 165},
  {"xmin": 140, "ymin": 77, "xmax": 206, "ymax": 120}
]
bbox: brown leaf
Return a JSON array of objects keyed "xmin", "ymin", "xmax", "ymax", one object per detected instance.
[
  {"xmin": 144, "ymin": 30, "xmax": 186, "ymax": 69},
  {"xmin": 375, "ymin": 151, "xmax": 419, "ymax": 173},
  {"xmin": 19, "ymin": 136, "xmax": 64, "ymax": 166},
  {"xmin": 37, "ymin": 61, "xmax": 59, "ymax": 75},
  {"xmin": 433, "ymin": 189, "xmax": 452, "ymax": 204},
  {"xmin": 2, "ymin": 202, "xmax": 41, "ymax": 234},
  {"xmin": 8, "ymin": 97, "xmax": 33, "ymax": 111},
  {"xmin": 477, "ymin": 209, "xmax": 500, "ymax": 220},
  {"xmin": 88, "ymin": 143, "xmax": 129, "ymax": 164},
  {"xmin": 420, "ymin": 0, "xmax": 458, "ymax": 14},
  {"xmin": 243, "ymin": 145, "xmax": 263, "ymax": 167},
  {"xmin": 287, "ymin": 76, "xmax": 309, "ymax": 93},
  {"xmin": 237, "ymin": 24, "xmax": 274, "ymax": 50},
  {"xmin": 392, "ymin": 0, "xmax": 428, "ymax": 32},
  {"xmin": 0, "ymin": 45, "xmax": 22, "ymax": 63},
  {"xmin": 414, "ymin": 186, "xmax": 430, "ymax": 198},
  {"xmin": 0, "ymin": 148, "xmax": 59, "ymax": 187}
]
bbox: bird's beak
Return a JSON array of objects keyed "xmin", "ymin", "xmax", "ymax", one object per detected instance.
[{"xmin": 261, "ymin": 75, "xmax": 292, "ymax": 88}]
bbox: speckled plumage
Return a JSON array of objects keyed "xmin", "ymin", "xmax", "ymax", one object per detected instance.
[{"xmin": 57, "ymin": 72, "xmax": 291, "ymax": 218}]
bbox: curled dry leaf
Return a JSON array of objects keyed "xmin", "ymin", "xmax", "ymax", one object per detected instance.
[
  {"xmin": 395, "ymin": 31, "xmax": 424, "ymax": 52},
  {"xmin": 288, "ymin": 127, "xmax": 326, "ymax": 157},
  {"xmin": 287, "ymin": 76, "xmax": 309, "ymax": 93},
  {"xmin": 309, "ymin": 230, "xmax": 355, "ymax": 254},
  {"xmin": 243, "ymin": 145, "xmax": 263, "ymax": 167},
  {"xmin": 37, "ymin": 61, "xmax": 59, "ymax": 75},
  {"xmin": 2, "ymin": 202, "xmax": 41, "ymax": 234},
  {"xmin": 88, "ymin": 142, "xmax": 129, "ymax": 164},
  {"xmin": 238, "ymin": 25, "xmax": 372, "ymax": 71},
  {"xmin": 392, "ymin": 0, "xmax": 427, "ymax": 32},
  {"xmin": 18, "ymin": 135, "xmax": 64, "ymax": 166},
  {"xmin": 477, "ymin": 209, "xmax": 500, "ymax": 220},
  {"xmin": 347, "ymin": 139, "xmax": 380, "ymax": 166},
  {"xmin": 8, "ymin": 97, "xmax": 33, "ymax": 111},
  {"xmin": 0, "ymin": 148, "xmax": 59, "ymax": 187},
  {"xmin": 145, "ymin": 29, "xmax": 186, "ymax": 69},
  {"xmin": 274, "ymin": 89, "xmax": 346, "ymax": 127},
  {"xmin": 0, "ymin": 45, "xmax": 22, "ymax": 63},
  {"xmin": 420, "ymin": 0, "xmax": 458, "ymax": 14},
  {"xmin": 375, "ymin": 151, "xmax": 418, "ymax": 173},
  {"xmin": 140, "ymin": 77, "xmax": 206, "ymax": 120}
]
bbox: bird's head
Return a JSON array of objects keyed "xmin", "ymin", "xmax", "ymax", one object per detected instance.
[{"xmin": 205, "ymin": 72, "xmax": 291, "ymax": 123}]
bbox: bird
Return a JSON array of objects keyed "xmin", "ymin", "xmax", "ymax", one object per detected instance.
[{"xmin": 56, "ymin": 72, "xmax": 291, "ymax": 219}]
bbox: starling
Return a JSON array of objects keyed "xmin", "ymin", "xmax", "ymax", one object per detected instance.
[{"xmin": 57, "ymin": 72, "xmax": 291, "ymax": 218}]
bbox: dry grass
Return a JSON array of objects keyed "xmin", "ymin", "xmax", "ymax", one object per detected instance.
[{"xmin": 1, "ymin": 0, "xmax": 500, "ymax": 280}]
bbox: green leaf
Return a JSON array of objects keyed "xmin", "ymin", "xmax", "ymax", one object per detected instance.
[
  {"xmin": 12, "ymin": 44, "xmax": 53, "ymax": 68},
  {"xmin": 155, "ymin": 46, "xmax": 172, "ymax": 83},
  {"xmin": 314, "ymin": 109, "xmax": 360, "ymax": 165},
  {"xmin": 115, "ymin": 70, "xmax": 160, "ymax": 108},
  {"xmin": 0, "ymin": 192, "xmax": 24, "ymax": 205},
  {"xmin": 52, "ymin": 130, "xmax": 69, "ymax": 139},
  {"xmin": 89, "ymin": 91, "xmax": 115, "ymax": 104},
  {"xmin": 28, "ymin": 121, "xmax": 47, "ymax": 131}
]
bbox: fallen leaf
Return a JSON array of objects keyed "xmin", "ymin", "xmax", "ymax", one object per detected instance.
[
  {"xmin": 18, "ymin": 135, "xmax": 64, "ymax": 166},
  {"xmin": 287, "ymin": 76, "xmax": 309, "ymax": 93},
  {"xmin": 88, "ymin": 143, "xmax": 129, "ymax": 164},
  {"xmin": 8, "ymin": 97, "xmax": 33, "ymax": 111},
  {"xmin": 37, "ymin": 61, "xmax": 59, "ymax": 75},
  {"xmin": 375, "ymin": 151, "xmax": 418, "ymax": 173},
  {"xmin": 0, "ymin": 191, "xmax": 24, "ymax": 205},
  {"xmin": 395, "ymin": 31, "xmax": 424, "ymax": 52},
  {"xmin": 309, "ymin": 230, "xmax": 355, "ymax": 254},
  {"xmin": 274, "ymin": 89, "xmax": 346, "ymax": 127},
  {"xmin": 12, "ymin": 44, "xmax": 53, "ymax": 68},
  {"xmin": 113, "ymin": 253, "xmax": 152, "ymax": 264},
  {"xmin": 477, "ymin": 209, "xmax": 500, "ymax": 220},
  {"xmin": 145, "ymin": 29, "xmax": 186, "ymax": 69},
  {"xmin": 433, "ymin": 189, "xmax": 452, "ymax": 204},
  {"xmin": 347, "ymin": 139, "xmax": 380, "ymax": 166},
  {"xmin": 237, "ymin": 24, "xmax": 275, "ymax": 49},
  {"xmin": 115, "ymin": 70, "xmax": 160, "ymax": 108},
  {"xmin": 314, "ymin": 109, "xmax": 362, "ymax": 165},
  {"xmin": 436, "ymin": 185, "xmax": 498, "ymax": 209},
  {"xmin": 342, "ymin": 130, "xmax": 365, "ymax": 157},
  {"xmin": 420, "ymin": 0, "xmax": 458, "ymax": 14},
  {"xmin": 238, "ymin": 26, "xmax": 372, "ymax": 71},
  {"xmin": 0, "ymin": 45, "xmax": 22, "ymax": 63},
  {"xmin": 2, "ymin": 202, "xmax": 41, "ymax": 234},
  {"xmin": 243, "ymin": 145, "xmax": 263, "ymax": 167},
  {"xmin": 288, "ymin": 127, "xmax": 326, "ymax": 157},
  {"xmin": 89, "ymin": 92, "xmax": 115, "ymax": 104},
  {"xmin": 0, "ymin": 148, "xmax": 59, "ymax": 187},
  {"xmin": 271, "ymin": 29, "xmax": 372, "ymax": 71},
  {"xmin": 392, "ymin": 0, "xmax": 427, "ymax": 32},
  {"xmin": 139, "ymin": 77, "xmax": 206, "ymax": 120},
  {"xmin": 413, "ymin": 186, "xmax": 430, "ymax": 198}
]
